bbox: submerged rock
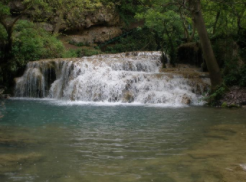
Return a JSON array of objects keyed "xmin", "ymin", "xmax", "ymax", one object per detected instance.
[{"xmin": 0, "ymin": 153, "xmax": 43, "ymax": 173}]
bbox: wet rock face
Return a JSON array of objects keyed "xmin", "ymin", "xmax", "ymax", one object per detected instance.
[
  {"xmin": 66, "ymin": 7, "xmax": 120, "ymax": 30},
  {"xmin": 62, "ymin": 7, "xmax": 121, "ymax": 44},
  {"xmin": 37, "ymin": 22, "xmax": 54, "ymax": 32},
  {"xmin": 9, "ymin": 1, "xmax": 121, "ymax": 44},
  {"xmin": 181, "ymin": 95, "xmax": 191, "ymax": 105},
  {"xmin": 68, "ymin": 26, "xmax": 122, "ymax": 44},
  {"xmin": 11, "ymin": 2, "xmax": 120, "ymax": 31}
]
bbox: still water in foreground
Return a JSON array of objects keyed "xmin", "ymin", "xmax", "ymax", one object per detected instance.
[{"xmin": 0, "ymin": 99, "xmax": 245, "ymax": 182}]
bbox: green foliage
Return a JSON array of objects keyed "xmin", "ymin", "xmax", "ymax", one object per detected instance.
[
  {"xmin": 0, "ymin": 24, "xmax": 7, "ymax": 42},
  {"xmin": 224, "ymin": 64, "xmax": 246, "ymax": 87},
  {"xmin": 11, "ymin": 20, "xmax": 64, "ymax": 68},
  {"xmin": 62, "ymin": 49, "xmax": 81, "ymax": 58},
  {"xmin": 69, "ymin": 40, "xmax": 90, "ymax": 47},
  {"xmin": 104, "ymin": 28, "xmax": 157, "ymax": 53},
  {"xmin": 115, "ymin": 0, "xmax": 141, "ymax": 26},
  {"xmin": 211, "ymin": 35, "xmax": 246, "ymax": 87},
  {"xmin": 201, "ymin": 0, "xmax": 246, "ymax": 37},
  {"xmin": 0, "ymin": 2, "xmax": 10, "ymax": 17},
  {"xmin": 0, "ymin": 20, "xmax": 65, "ymax": 87},
  {"xmin": 82, "ymin": 47, "xmax": 101, "ymax": 56},
  {"xmin": 221, "ymin": 102, "xmax": 228, "ymax": 107},
  {"xmin": 205, "ymin": 84, "xmax": 227, "ymax": 106},
  {"xmin": 135, "ymin": 1, "xmax": 185, "ymax": 65}
]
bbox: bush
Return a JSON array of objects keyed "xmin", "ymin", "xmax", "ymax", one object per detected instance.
[
  {"xmin": 68, "ymin": 40, "xmax": 90, "ymax": 47},
  {"xmin": 12, "ymin": 20, "xmax": 64, "ymax": 67},
  {"xmin": 205, "ymin": 84, "xmax": 227, "ymax": 106},
  {"xmin": 81, "ymin": 47, "xmax": 101, "ymax": 56},
  {"xmin": 224, "ymin": 64, "xmax": 246, "ymax": 87},
  {"xmin": 0, "ymin": 20, "xmax": 65, "ymax": 88},
  {"xmin": 211, "ymin": 35, "xmax": 246, "ymax": 87},
  {"xmin": 62, "ymin": 49, "xmax": 81, "ymax": 58}
]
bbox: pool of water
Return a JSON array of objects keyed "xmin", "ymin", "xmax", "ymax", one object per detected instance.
[{"xmin": 0, "ymin": 99, "xmax": 245, "ymax": 182}]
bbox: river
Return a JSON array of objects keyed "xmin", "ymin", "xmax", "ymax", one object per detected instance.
[{"xmin": 0, "ymin": 99, "xmax": 245, "ymax": 182}]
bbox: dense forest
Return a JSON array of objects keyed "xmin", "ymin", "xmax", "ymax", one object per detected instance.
[{"xmin": 0, "ymin": 0, "xmax": 246, "ymax": 105}]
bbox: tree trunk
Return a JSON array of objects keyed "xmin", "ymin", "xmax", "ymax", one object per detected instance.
[
  {"xmin": 53, "ymin": 12, "xmax": 63, "ymax": 34},
  {"xmin": 0, "ymin": 16, "xmax": 20, "ymax": 62},
  {"xmin": 212, "ymin": 11, "xmax": 220, "ymax": 35},
  {"xmin": 6, "ymin": 27, "xmax": 13, "ymax": 57},
  {"xmin": 164, "ymin": 23, "xmax": 175, "ymax": 63},
  {"xmin": 189, "ymin": 0, "xmax": 222, "ymax": 89}
]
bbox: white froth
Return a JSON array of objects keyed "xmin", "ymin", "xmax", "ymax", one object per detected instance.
[{"xmin": 14, "ymin": 51, "xmax": 210, "ymax": 106}]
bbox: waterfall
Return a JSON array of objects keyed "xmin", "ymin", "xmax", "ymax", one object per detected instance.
[{"xmin": 15, "ymin": 51, "xmax": 210, "ymax": 106}]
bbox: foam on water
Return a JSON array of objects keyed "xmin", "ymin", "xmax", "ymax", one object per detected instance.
[
  {"xmin": 240, "ymin": 164, "xmax": 246, "ymax": 171},
  {"xmin": 14, "ymin": 51, "xmax": 210, "ymax": 106}
]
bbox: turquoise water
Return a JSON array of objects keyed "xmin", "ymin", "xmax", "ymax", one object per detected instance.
[{"xmin": 0, "ymin": 99, "xmax": 245, "ymax": 182}]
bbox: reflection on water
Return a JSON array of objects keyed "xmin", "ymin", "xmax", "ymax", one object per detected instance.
[{"xmin": 0, "ymin": 100, "xmax": 245, "ymax": 182}]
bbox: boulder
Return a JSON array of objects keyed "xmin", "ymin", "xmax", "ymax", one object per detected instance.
[
  {"xmin": 181, "ymin": 94, "xmax": 191, "ymax": 105},
  {"xmin": 0, "ymin": 94, "xmax": 10, "ymax": 99},
  {"xmin": 37, "ymin": 22, "xmax": 54, "ymax": 32}
]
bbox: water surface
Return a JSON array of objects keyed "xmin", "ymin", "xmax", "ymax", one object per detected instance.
[{"xmin": 0, "ymin": 99, "xmax": 245, "ymax": 182}]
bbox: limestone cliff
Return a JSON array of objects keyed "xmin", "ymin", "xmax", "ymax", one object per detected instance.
[{"xmin": 9, "ymin": 1, "xmax": 122, "ymax": 45}]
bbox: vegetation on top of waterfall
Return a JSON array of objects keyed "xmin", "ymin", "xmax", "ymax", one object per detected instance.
[
  {"xmin": 13, "ymin": 21, "xmax": 64, "ymax": 64},
  {"xmin": 0, "ymin": 20, "xmax": 64, "ymax": 87}
]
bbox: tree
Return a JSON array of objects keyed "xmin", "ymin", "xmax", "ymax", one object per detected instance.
[
  {"xmin": 136, "ymin": 0, "xmax": 224, "ymax": 89},
  {"xmin": 135, "ymin": 0, "xmax": 185, "ymax": 65},
  {"xmin": 201, "ymin": 0, "xmax": 246, "ymax": 36},
  {"xmin": 187, "ymin": 0, "xmax": 222, "ymax": 89}
]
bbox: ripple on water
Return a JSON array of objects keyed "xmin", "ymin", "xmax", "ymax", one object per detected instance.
[{"xmin": 0, "ymin": 100, "xmax": 245, "ymax": 182}]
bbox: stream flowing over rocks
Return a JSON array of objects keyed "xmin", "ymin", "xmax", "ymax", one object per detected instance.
[{"xmin": 14, "ymin": 52, "xmax": 210, "ymax": 106}]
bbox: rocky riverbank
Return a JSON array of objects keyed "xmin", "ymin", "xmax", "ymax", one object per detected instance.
[{"xmin": 219, "ymin": 86, "xmax": 246, "ymax": 107}]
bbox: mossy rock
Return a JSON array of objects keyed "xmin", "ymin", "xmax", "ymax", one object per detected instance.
[
  {"xmin": 228, "ymin": 104, "xmax": 241, "ymax": 108},
  {"xmin": 221, "ymin": 102, "xmax": 241, "ymax": 108},
  {"xmin": 221, "ymin": 102, "xmax": 228, "ymax": 108}
]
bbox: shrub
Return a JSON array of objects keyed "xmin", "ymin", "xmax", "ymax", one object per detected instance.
[
  {"xmin": 224, "ymin": 64, "xmax": 246, "ymax": 87},
  {"xmin": 81, "ymin": 47, "xmax": 101, "ymax": 56},
  {"xmin": 68, "ymin": 40, "xmax": 90, "ymax": 47},
  {"xmin": 0, "ymin": 20, "xmax": 65, "ymax": 88},
  {"xmin": 12, "ymin": 20, "xmax": 64, "ymax": 67},
  {"xmin": 62, "ymin": 49, "xmax": 81, "ymax": 58},
  {"xmin": 205, "ymin": 84, "xmax": 227, "ymax": 106}
]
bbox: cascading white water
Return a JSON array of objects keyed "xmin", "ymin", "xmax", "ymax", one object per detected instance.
[{"xmin": 15, "ymin": 51, "xmax": 210, "ymax": 106}]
